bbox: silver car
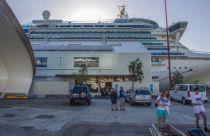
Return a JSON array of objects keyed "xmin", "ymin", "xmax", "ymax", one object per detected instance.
[
  {"xmin": 125, "ymin": 89, "xmax": 152, "ymax": 106},
  {"xmin": 170, "ymin": 84, "xmax": 208, "ymax": 104}
]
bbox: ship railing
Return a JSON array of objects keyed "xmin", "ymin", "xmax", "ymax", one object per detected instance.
[
  {"xmin": 193, "ymin": 51, "xmax": 210, "ymax": 54},
  {"xmin": 185, "ymin": 51, "xmax": 210, "ymax": 57}
]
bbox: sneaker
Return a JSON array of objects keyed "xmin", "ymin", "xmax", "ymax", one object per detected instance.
[{"xmin": 204, "ymin": 127, "xmax": 209, "ymax": 132}]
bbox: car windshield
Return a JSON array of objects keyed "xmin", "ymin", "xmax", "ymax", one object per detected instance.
[
  {"xmin": 72, "ymin": 87, "xmax": 88, "ymax": 93},
  {"xmin": 190, "ymin": 85, "xmax": 205, "ymax": 92},
  {"xmin": 177, "ymin": 85, "xmax": 188, "ymax": 91},
  {"xmin": 135, "ymin": 90, "xmax": 150, "ymax": 95}
]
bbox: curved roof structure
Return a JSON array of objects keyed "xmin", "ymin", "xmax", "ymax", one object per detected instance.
[{"xmin": 0, "ymin": 0, "xmax": 35, "ymax": 97}]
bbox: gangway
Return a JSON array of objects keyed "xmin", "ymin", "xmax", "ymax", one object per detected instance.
[{"xmin": 149, "ymin": 123, "xmax": 186, "ymax": 136}]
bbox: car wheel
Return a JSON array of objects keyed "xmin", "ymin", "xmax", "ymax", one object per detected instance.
[
  {"xmin": 182, "ymin": 98, "xmax": 186, "ymax": 105},
  {"xmin": 69, "ymin": 100, "xmax": 74, "ymax": 105},
  {"xmin": 130, "ymin": 100, "xmax": 134, "ymax": 106},
  {"xmin": 87, "ymin": 100, "xmax": 91, "ymax": 106},
  {"xmin": 147, "ymin": 103, "xmax": 151, "ymax": 106}
]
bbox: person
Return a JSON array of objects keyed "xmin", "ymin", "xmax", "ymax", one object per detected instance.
[
  {"xmin": 119, "ymin": 87, "xmax": 126, "ymax": 111},
  {"xmin": 110, "ymin": 88, "xmax": 118, "ymax": 111},
  {"xmin": 191, "ymin": 87, "xmax": 209, "ymax": 132},
  {"xmin": 156, "ymin": 90, "xmax": 171, "ymax": 125}
]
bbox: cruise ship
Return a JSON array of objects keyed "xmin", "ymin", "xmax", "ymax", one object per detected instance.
[{"xmin": 23, "ymin": 6, "xmax": 210, "ymax": 89}]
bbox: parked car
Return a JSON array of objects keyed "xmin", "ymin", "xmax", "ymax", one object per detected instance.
[
  {"xmin": 125, "ymin": 89, "xmax": 152, "ymax": 106},
  {"xmin": 170, "ymin": 84, "xmax": 208, "ymax": 104},
  {"xmin": 69, "ymin": 85, "xmax": 91, "ymax": 105}
]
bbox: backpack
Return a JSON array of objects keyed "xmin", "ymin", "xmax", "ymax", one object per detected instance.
[{"xmin": 186, "ymin": 128, "xmax": 206, "ymax": 136}]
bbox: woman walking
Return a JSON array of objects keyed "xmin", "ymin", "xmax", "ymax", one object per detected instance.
[
  {"xmin": 110, "ymin": 88, "xmax": 118, "ymax": 111},
  {"xmin": 156, "ymin": 90, "xmax": 171, "ymax": 125}
]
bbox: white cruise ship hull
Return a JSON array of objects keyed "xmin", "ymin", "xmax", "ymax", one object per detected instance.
[{"xmin": 153, "ymin": 59, "xmax": 210, "ymax": 90}]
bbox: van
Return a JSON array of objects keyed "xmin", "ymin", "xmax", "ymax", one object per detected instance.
[{"xmin": 170, "ymin": 84, "xmax": 208, "ymax": 104}]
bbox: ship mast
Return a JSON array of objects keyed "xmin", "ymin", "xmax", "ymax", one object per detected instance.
[
  {"xmin": 118, "ymin": 4, "xmax": 129, "ymax": 19},
  {"xmin": 164, "ymin": 0, "xmax": 172, "ymax": 90}
]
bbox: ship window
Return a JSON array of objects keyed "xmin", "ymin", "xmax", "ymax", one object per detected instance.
[
  {"xmin": 84, "ymin": 25, "xmax": 93, "ymax": 27},
  {"xmin": 106, "ymin": 25, "xmax": 115, "ymax": 27},
  {"xmin": 179, "ymin": 66, "xmax": 182, "ymax": 69},
  {"xmin": 95, "ymin": 25, "xmax": 104, "ymax": 27},
  {"xmin": 73, "ymin": 25, "xmax": 81, "ymax": 27},
  {"xmin": 185, "ymin": 67, "xmax": 188, "ymax": 69},
  {"xmin": 35, "ymin": 57, "xmax": 47, "ymax": 67},
  {"xmin": 118, "ymin": 25, "xmax": 131, "ymax": 27},
  {"xmin": 173, "ymin": 67, "xmax": 176, "ymax": 69}
]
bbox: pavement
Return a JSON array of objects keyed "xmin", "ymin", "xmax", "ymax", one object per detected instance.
[{"xmin": 0, "ymin": 99, "xmax": 210, "ymax": 136}]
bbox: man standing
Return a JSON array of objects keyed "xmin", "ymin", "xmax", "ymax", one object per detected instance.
[
  {"xmin": 110, "ymin": 88, "xmax": 118, "ymax": 111},
  {"xmin": 119, "ymin": 87, "xmax": 125, "ymax": 111},
  {"xmin": 191, "ymin": 87, "xmax": 209, "ymax": 132}
]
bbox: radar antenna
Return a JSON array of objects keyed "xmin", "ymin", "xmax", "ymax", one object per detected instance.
[
  {"xmin": 42, "ymin": 10, "xmax": 51, "ymax": 20},
  {"xmin": 118, "ymin": 4, "xmax": 129, "ymax": 19}
]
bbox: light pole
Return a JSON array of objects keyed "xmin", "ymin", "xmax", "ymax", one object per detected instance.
[{"xmin": 164, "ymin": 0, "xmax": 172, "ymax": 90}]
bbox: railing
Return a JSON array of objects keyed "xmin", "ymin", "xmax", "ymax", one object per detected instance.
[
  {"xmin": 30, "ymin": 31, "xmax": 151, "ymax": 34},
  {"xmin": 151, "ymin": 52, "xmax": 185, "ymax": 56}
]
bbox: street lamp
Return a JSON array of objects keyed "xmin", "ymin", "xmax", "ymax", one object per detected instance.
[{"xmin": 164, "ymin": 0, "xmax": 172, "ymax": 90}]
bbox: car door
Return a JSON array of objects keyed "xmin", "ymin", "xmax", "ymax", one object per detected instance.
[
  {"xmin": 172, "ymin": 85, "xmax": 179, "ymax": 101},
  {"xmin": 125, "ymin": 90, "xmax": 133, "ymax": 102},
  {"xmin": 198, "ymin": 85, "xmax": 207, "ymax": 100},
  {"xmin": 125, "ymin": 91, "xmax": 130, "ymax": 102},
  {"xmin": 170, "ymin": 87, "xmax": 177, "ymax": 100},
  {"xmin": 177, "ymin": 85, "xmax": 188, "ymax": 101},
  {"xmin": 130, "ymin": 91, "xmax": 135, "ymax": 102},
  {"xmin": 175, "ymin": 85, "xmax": 183, "ymax": 101}
]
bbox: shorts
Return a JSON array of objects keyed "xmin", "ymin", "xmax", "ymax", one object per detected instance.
[
  {"xmin": 119, "ymin": 97, "xmax": 125, "ymax": 104},
  {"xmin": 195, "ymin": 111, "xmax": 207, "ymax": 119},
  {"xmin": 157, "ymin": 109, "xmax": 168, "ymax": 119},
  {"xmin": 111, "ymin": 100, "xmax": 117, "ymax": 104}
]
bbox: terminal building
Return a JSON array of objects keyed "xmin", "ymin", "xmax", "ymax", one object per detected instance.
[
  {"xmin": 32, "ymin": 42, "xmax": 158, "ymax": 98},
  {"xmin": 0, "ymin": 2, "xmax": 158, "ymax": 98}
]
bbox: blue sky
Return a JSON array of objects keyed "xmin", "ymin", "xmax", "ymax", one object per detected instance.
[{"xmin": 6, "ymin": 0, "xmax": 210, "ymax": 52}]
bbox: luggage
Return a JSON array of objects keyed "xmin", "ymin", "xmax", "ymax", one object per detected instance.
[{"xmin": 186, "ymin": 128, "xmax": 206, "ymax": 136}]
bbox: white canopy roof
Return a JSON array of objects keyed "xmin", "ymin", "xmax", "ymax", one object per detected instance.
[{"xmin": 33, "ymin": 42, "xmax": 149, "ymax": 53}]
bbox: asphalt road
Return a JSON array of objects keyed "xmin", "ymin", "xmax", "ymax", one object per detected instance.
[{"xmin": 0, "ymin": 99, "xmax": 210, "ymax": 136}]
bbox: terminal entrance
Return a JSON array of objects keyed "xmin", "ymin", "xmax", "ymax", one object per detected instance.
[{"xmin": 75, "ymin": 76, "xmax": 129, "ymax": 95}]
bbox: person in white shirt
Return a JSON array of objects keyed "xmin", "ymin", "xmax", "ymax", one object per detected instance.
[{"xmin": 191, "ymin": 88, "xmax": 209, "ymax": 132}]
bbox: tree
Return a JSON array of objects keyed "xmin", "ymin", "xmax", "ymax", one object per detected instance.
[
  {"xmin": 76, "ymin": 61, "xmax": 88, "ymax": 85},
  {"xmin": 172, "ymin": 70, "xmax": 184, "ymax": 86},
  {"xmin": 128, "ymin": 58, "xmax": 144, "ymax": 89}
]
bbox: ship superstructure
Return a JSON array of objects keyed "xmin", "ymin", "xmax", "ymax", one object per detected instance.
[{"xmin": 23, "ymin": 7, "xmax": 210, "ymax": 88}]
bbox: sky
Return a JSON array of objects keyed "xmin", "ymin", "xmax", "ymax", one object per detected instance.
[{"xmin": 6, "ymin": 0, "xmax": 210, "ymax": 52}]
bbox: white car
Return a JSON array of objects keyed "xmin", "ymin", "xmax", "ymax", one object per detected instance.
[
  {"xmin": 170, "ymin": 84, "xmax": 208, "ymax": 104},
  {"xmin": 125, "ymin": 89, "xmax": 152, "ymax": 106}
]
